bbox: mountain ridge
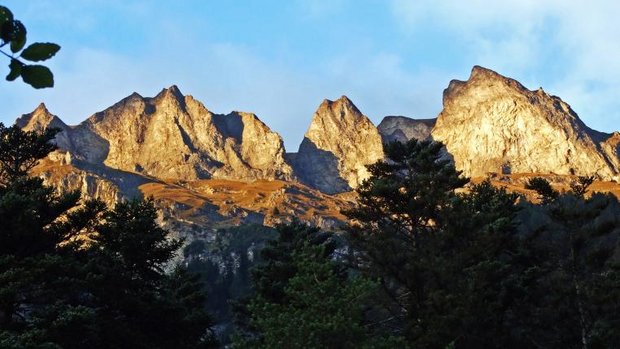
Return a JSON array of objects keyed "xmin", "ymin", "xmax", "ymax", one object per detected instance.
[
  {"xmin": 431, "ymin": 66, "xmax": 620, "ymax": 181},
  {"xmin": 14, "ymin": 66, "xmax": 620, "ymax": 233}
]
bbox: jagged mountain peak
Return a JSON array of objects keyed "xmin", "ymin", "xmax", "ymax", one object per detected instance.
[
  {"xmin": 157, "ymin": 84, "xmax": 184, "ymax": 98},
  {"xmin": 444, "ymin": 66, "xmax": 531, "ymax": 106},
  {"xmin": 308, "ymin": 96, "xmax": 373, "ymax": 137},
  {"xmin": 127, "ymin": 91, "xmax": 144, "ymax": 100},
  {"xmin": 470, "ymin": 65, "xmax": 506, "ymax": 79},
  {"xmin": 433, "ymin": 66, "xmax": 620, "ymax": 180},
  {"xmin": 293, "ymin": 96, "xmax": 384, "ymax": 194},
  {"xmin": 318, "ymin": 95, "xmax": 361, "ymax": 116},
  {"xmin": 15, "ymin": 104, "xmax": 74, "ymax": 152},
  {"xmin": 34, "ymin": 102, "xmax": 50, "ymax": 114},
  {"xmin": 152, "ymin": 84, "xmax": 187, "ymax": 111},
  {"xmin": 56, "ymin": 86, "xmax": 293, "ymax": 181},
  {"xmin": 15, "ymin": 103, "xmax": 67, "ymax": 133}
]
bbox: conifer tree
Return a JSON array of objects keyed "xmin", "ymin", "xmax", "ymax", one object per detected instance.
[
  {"xmin": 0, "ymin": 123, "xmax": 217, "ymax": 348},
  {"xmin": 345, "ymin": 139, "xmax": 533, "ymax": 348},
  {"xmin": 0, "ymin": 123, "xmax": 105, "ymax": 347},
  {"xmin": 234, "ymin": 220, "xmax": 406, "ymax": 348}
]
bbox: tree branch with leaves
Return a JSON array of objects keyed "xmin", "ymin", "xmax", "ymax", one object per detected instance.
[{"xmin": 0, "ymin": 5, "xmax": 60, "ymax": 88}]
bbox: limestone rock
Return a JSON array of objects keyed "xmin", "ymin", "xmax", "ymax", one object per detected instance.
[
  {"xmin": 68, "ymin": 86, "xmax": 292, "ymax": 181},
  {"xmin": 293, "ymin": 96, "xmax": 384, "ymax": 194},
  {"xmin": 32, "ymin": 155, "xmax": 122, "ymax": 207},
  {"xmin": 378, "ymin": 116, "xmax": 435, "ymax": 143},
  {"xmin": 602, "ymin": 132, "xmax": 620, "ymax": 182},
  {"xmin": 431, "ymin": 66, "xmax": 620, "ymax": 180},
  {"xmin": 15, "ymin": 103, "xmax": 74, "ymax": 151}
]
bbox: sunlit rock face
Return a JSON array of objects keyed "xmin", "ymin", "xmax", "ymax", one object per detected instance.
[
  {"xmin": 36, "ymin": 161, "xmax": 122, "ymax": 207},
  {"xmin": 602, "ymin": 132, "xmax": 620, "ymax": 182},
  {"xmin": 15, "ymin": 103, "xmax": 74, "ymax": 152},
  {"xmin": 33, "ymin": 86, "xmax": 293, "ymax": 181},
  {"xmin": 377, "ymin": 116, "xmax": 435, "ymax": 143},
  {"xmin": 431, "ymin": 66, "xmax": 620, "ymax": 179},
  {"xmin": 293, "ymin": 96, "xmax": 384, "ymax": 194}
]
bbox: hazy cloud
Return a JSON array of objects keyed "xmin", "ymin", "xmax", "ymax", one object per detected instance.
[
  {"xmin": 1, "ymin": 0, "xmax": 618, "ymax": 154},
  {"xmin": 390, "ymin": 0, "xmax": 620, "ymax": 131}
]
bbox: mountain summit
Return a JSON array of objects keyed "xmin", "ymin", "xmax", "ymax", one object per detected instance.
[
  {"xmin": 13, "ymin": 67, "xmax": 620, "ymax": 231},
  {"xmin": 431, "ymin": 66, "xmax": 620, "ymax": 180},
  {"xmin": 293, "ymin": 96, "xmax": 384, "ymax": 194},
  {"xmin": 59, "ymin": 86, "xmax": 293, "ymax": 181}
]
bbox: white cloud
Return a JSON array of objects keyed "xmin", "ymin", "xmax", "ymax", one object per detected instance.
[
  {"xmin": 2, "ymin": 0, "xmax": 618, "ymax": 156},
  {"xmin": 390, "ymin": 0, "xmax": 620, "ymax": 132},
  {"xmin": 324, "ymin": 51, "xmax": 449, "ymax": 121},
  {"xmin": 0, "ymin": 40, "xmax": 325, "ymax": 151}
]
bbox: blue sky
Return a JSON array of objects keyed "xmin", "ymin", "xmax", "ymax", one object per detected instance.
[{"xmin": 1, "ymin": 0, "xmax": 619, "ymax": 150}]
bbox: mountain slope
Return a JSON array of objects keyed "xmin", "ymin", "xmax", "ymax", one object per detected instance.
[
  {"xmin": 377, "ymin": 116, "xmax": 435, "ymax": 143},
  {"xmin": 293, "ymin": 96, "xmax": 384, "ymax": 194},
  {"xmin": 431, "ymin": 66, "xmax": 620, "ymax": 180},
  {"xmin": 17, "ymin": 86, "xmax": 293, "ymax": 182},
  {"xmin": 15, "ymin": 103, "xmax": 75, "ymax": 152}
]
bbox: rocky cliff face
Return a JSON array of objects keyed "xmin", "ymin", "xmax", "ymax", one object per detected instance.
[
  {"xmin": 431, "ymin": 66, "xmax": 620, "ymax": 180},
  {"xmin": 16, "ymin": 90, "xmax": 361, "ymax": 230},
  {"xmin": 15, "ymin": 103, "xmax": 74, "ymax": 151},
  {"xmin": 602, "ymin": 132, "xmax": 620, "ymax": 181},
  {"xmin": 377, "ymin": 116, "xmax": 435, "ymax": 143},
  {"xmin": 66, "ymin": 86, "xmax": 292, "ymax": 181},
  {"xmin": 293, "ymin": 96, "xmax": 384, "ymax": 194},
  {"xmin": 15, "ymin": 74, "xmax": 620, "ymax": 233},
  {"xmin": 31, "ymin": 155, "xmax": 122, "ymax": 207}
]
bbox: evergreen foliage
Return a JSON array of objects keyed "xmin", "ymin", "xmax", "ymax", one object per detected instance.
[
  {"xmin": 233, "ymin": 221, "xmax": 406, "ymax": 348},
  {"xmin": 344, "ymin": 140, "xmax": 620, "ymax": 348},
  {"xmin": 345, "ymin": 140, "xmax": 536, "ymax": 347},
  {"xmin": 0, "ymin": 123, "xmax": 216, "ymax": 348},
  {"xmin": 519, "ymin": 186, "xmax": 620, "ymax": 348},
  {"xmin": 525, "ymin": 176, "xmax": 560, "ymax": 204}
]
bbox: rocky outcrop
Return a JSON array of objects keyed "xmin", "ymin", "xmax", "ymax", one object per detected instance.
[
  {"xmin": 67, "ymin": 86, "xmax": 292, "ymax": 181},
  {"xmin": 15, "ymin": 75, "xmax": 620, "ymax": 234},
  {"xmin": 431, "ymin": 66, "xmax": 620, "ymax": 180},
  {"xmin": 293, "ymin": 96, "xmax": 384, "ymax": 194},
  {"xmin": 378, "ymin": 116, "xmax": 435, "ymax": 143},
  {"xmin": 602, "ymin": 132, "xmax": 620, "ymax": 182},
  {"xmin": 15, "ymin": 103, "xmax": 74, "ymax": 151},
  {"xmin": 19, "ymin": 87, "xmax": 293, "ymax": 182},
  {"xmin": 32, "ymin": 155, "xmax": 122, "ymax": 207}
]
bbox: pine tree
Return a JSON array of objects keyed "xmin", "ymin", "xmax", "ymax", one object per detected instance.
[
  {"xmin": 86, "ymin": 199, "xmax": 217, "ymax": 349},
  {"xmin": 525, "ymin": 176, "xmax": 559, "ymax": 204},
  {"xmin": 344, "ymin": 139, "xmax": 534, "ymax": 348},
  {"xmin": 0, "ymin": 123, "xmax": 217, "ymax": 348},
  {"xmin": 521, "ymin": 188, "xmax": 620, "ymax": 348},
  {"xmin": 0, "ymin": 123, "xmax": 106, "ymax": 347},
  {"xmin": 234, "ymin": 221, "xmax": 406, "ymax": 349}
]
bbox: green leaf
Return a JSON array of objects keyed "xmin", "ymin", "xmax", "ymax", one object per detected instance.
[
  {"xmin": 20, "ymin": 43, "xmax": 60, "ymax": 62},
  {"xmin": 1, "ymin": 20, "xmax": 25, "ymax": 44},
  {"xmin": 0, "ymin": 6, "xmax": 13, "ymax": 29},
  {"xmin": 9, "ymin": 21, "xmax": 26, "ymax": 53},
  {"xmin": 6, "ymin": 59, "xmax": 21, "ymax": 81},
  {"xmin": 21, "ymin": 64, "xmax": 53, "ymax": 88}
]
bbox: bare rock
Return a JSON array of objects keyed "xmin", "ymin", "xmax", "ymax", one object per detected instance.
[
  {"xmin": 15, "ymin": 103, "xmax": 74, "ymax": 151},
  {"xmin": 378, "ymin": 115, "xmax": 436, "ymax": 143},
  {"xmin": 432, "ymin": 66, "xmax": 620, "ymax": 180},
  {"xmin": 69, "ymin": 86, "xmax": 292, "ymax": 181},
  {"xmin": 293, "ymin": 96, "xmax": 384, "ymax": 194}
]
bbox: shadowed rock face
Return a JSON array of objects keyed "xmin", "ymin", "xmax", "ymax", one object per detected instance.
[
  {"xmin": 378, "ymin": 116, "xmax": 436, "ymax": 144},
  {"xmin": 292, "ymin": 96, "xmax": 384, "ymax": 194},
  {"xmin": 431, "ymin": 66, "xmax": 620, "ymax": 180}
]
